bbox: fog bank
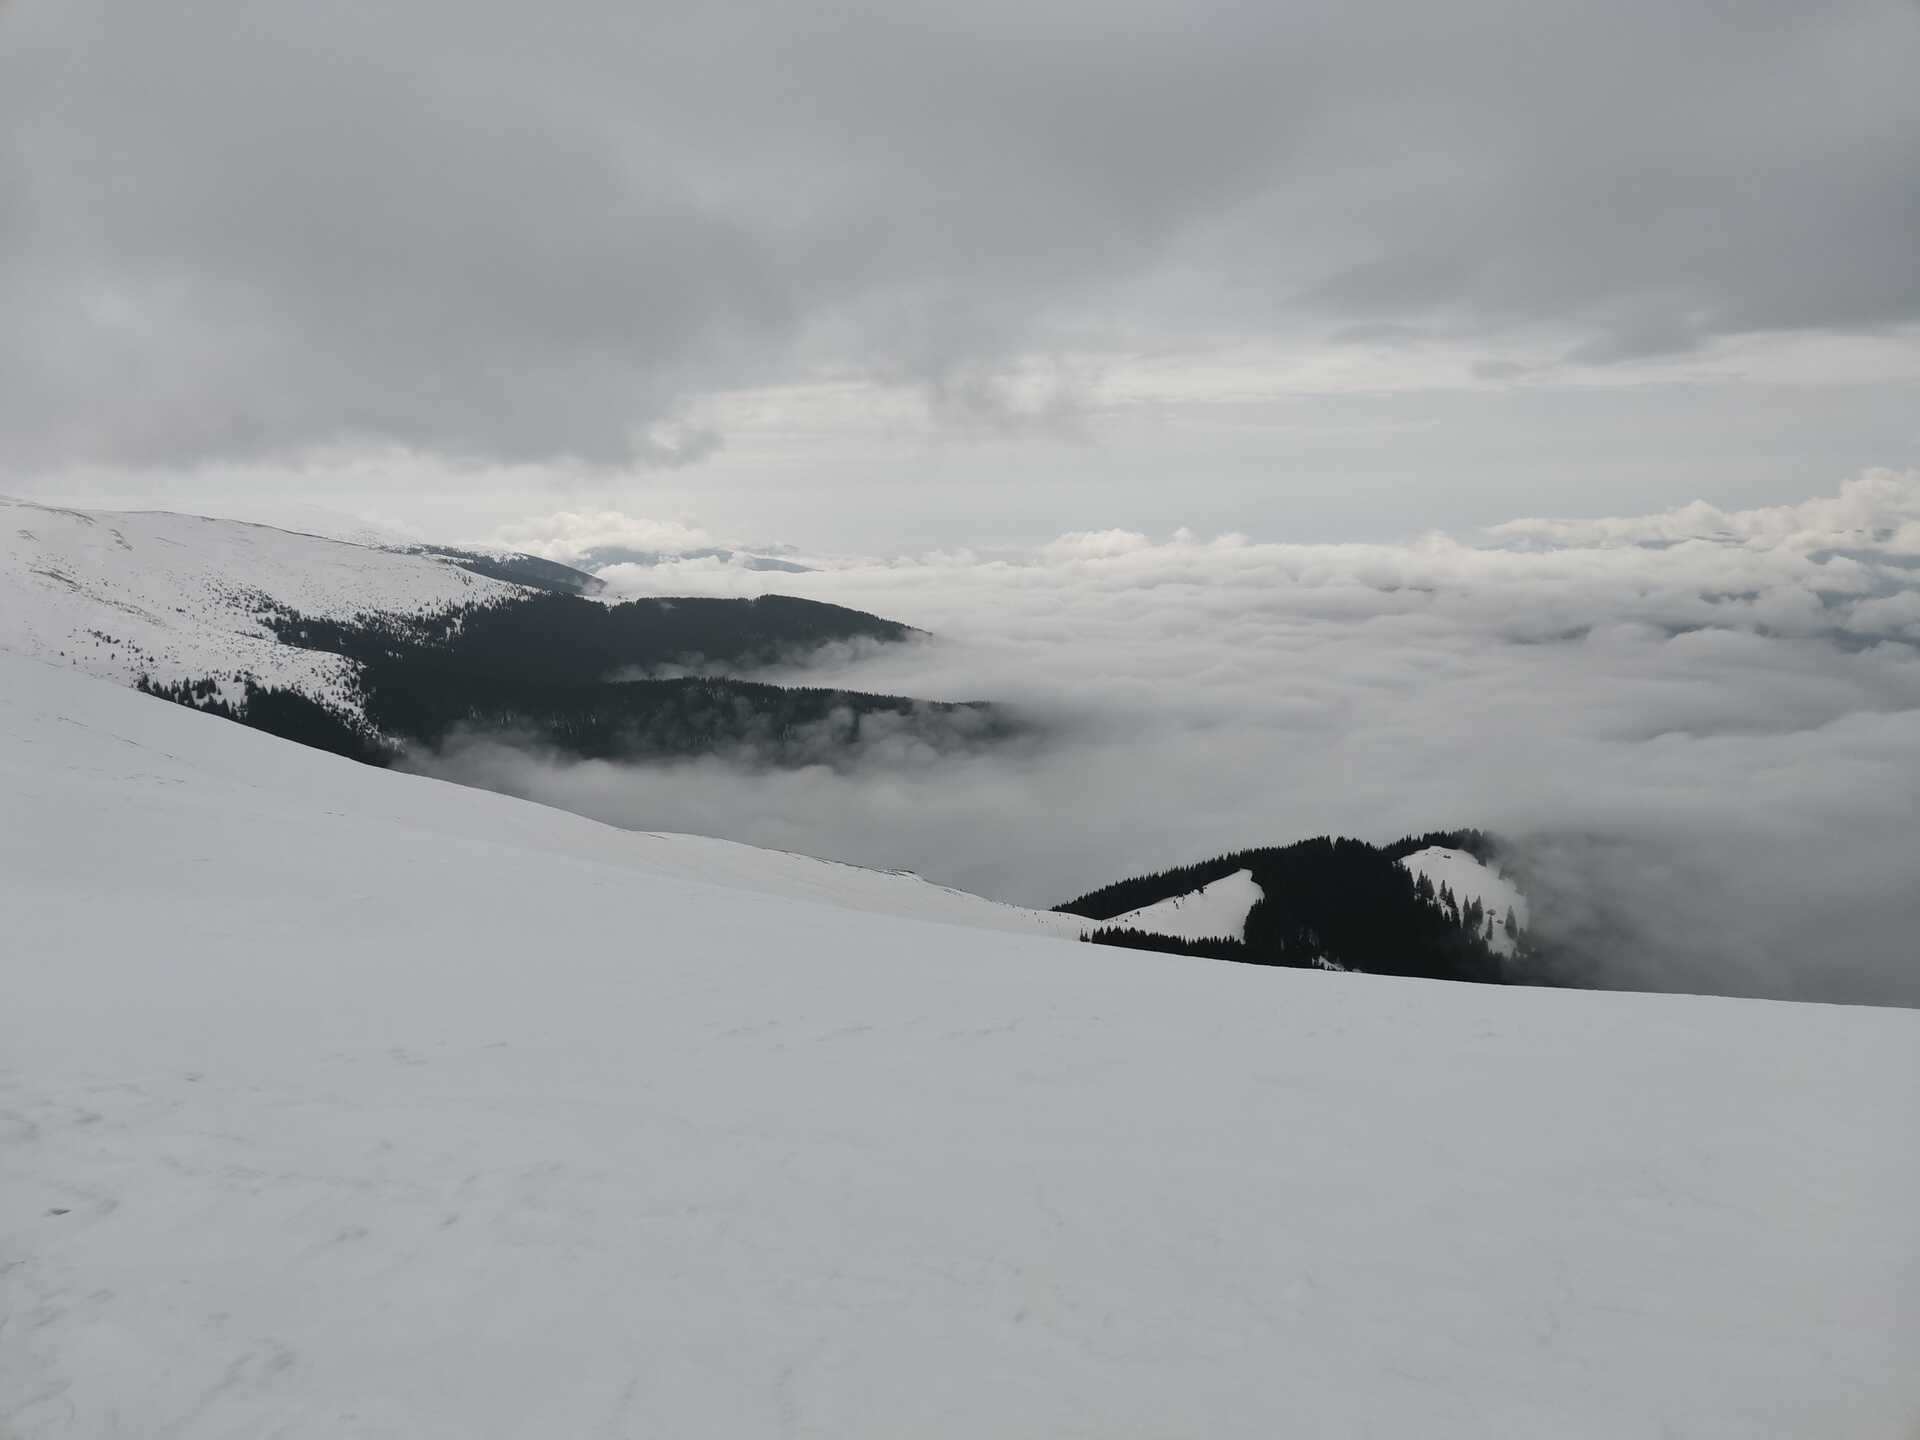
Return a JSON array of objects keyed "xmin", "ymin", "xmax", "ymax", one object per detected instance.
[{"xmin": 420, "ymin": 472, "xmax": 1920, "ymax": 1004}]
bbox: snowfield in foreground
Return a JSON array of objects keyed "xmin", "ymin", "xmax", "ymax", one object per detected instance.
[{"xmin": 3, "ymin": 658, "xmax": 1917, "ymax": 1438}]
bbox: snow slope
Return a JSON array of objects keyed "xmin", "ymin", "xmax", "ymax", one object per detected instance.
[
  {"xmin": 0, "ymin": 496, "xmax": 524, "ymax": 716},
  {"xmin": 1399, "ymin": 843, "xmax": 1530, "ymax": 956},
  {"xmin": 147, "ymin": 499, "xmax": 419, "ymax": 549},
  {"xmin": 1102, "ymin": 867, "xmax": 1263, "ymax": 940},
  {"xmin": 5, "ymin": 659, "xmax": 1918, "ymax": 1438}
]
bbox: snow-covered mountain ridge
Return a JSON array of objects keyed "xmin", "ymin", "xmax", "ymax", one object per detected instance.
[
  {"xmin": 1, "ymin": 499, "xmax": 948, "ymax": 767},
  {"xmin": 1, "ymin": 496, "xmax": 530, "ymax": 716},
  {"xmin": 1102, "ymin": 868, "xmax": 1264, "ymax": 941},
  {"xmin": 1085, "ymin": 851, "xmax": 1528, "ymax": 960},
  {"xmin": 5, "ymin": 656, "xmax": 1916, "ymax": 1436},
  {"xmin": 1398, "ymin": 844, "xmax": 1529, "ymax": 957},
  {"xmin": 1060, "ymin": 831, "xmax": 1531, "ymax": 983}
]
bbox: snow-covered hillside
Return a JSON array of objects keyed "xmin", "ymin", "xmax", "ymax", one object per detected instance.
[
  {"xmin": 0, "ymin": 496, "xmax": 526, "ymax": 716},
  {"xmin": 5, "ymin": 657, "xmax": 1917, "ymax": 1438},
  {"xmin": 1399, "ymin": 844, "xmax": 1530, "ymax": 956},
  {"xmin": 1103, "ymin": 867, "xmax": 1263, "ymax": 940}
]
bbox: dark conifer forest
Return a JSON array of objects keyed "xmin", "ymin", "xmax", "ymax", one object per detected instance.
[
  {"xmin": 137, "ymin": 590, "xmax": 1001, "ymax": 766},
  {"xmin": 393, "ymin": 546, "xmax": 607, "ymax": 596},
  {"xmin": 138, "ymin": 674, "xmax": 396, "ymax": 766},
  {"xmin": 260, "ymin": 590, "xmax": 916, "ymax": 683},
  {"xmin": 1059, "ymin": 830, "xmax": 1534, "ymax": 985}
]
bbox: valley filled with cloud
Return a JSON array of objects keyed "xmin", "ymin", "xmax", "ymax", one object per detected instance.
[{"xmin": 405, "ymin": 469, "xmax": 1920, "ymax": 1005}]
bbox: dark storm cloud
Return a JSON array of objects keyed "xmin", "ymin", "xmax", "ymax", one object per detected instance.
[{"xmin": 2, "ymin": 0, "xmax": 1915, "ymax": 469}]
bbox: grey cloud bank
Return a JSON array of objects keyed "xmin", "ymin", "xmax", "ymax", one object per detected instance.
[
  {"xmin": 418, "ymin": 472, "xmax": 1920, "ymax": 1005},
  {"xmin": 3, "ymin": 0, "xmax": 1915, "ymax": 477}
]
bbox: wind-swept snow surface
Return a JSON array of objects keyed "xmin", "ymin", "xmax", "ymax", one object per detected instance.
[
  {"xmin": 4, "ymin": 659, "xmax": 1917, "ymax": 1438},
  {"xmin": 1103, "ymin": 867, "xmax": 1263, "ymax": 940}
]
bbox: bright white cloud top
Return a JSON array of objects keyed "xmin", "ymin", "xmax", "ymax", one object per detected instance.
[{"xmin": 4, "ymin": 656, "xmax": 1917, "ymax": 1436}]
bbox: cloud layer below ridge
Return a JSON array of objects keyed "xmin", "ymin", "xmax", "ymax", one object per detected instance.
[{"xmin": 414, "ymin": 471, "xmax": 1920, "ymax": 1004}]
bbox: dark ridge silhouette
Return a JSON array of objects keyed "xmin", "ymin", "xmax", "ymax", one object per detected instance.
[
  {"xmin": 137, "ymin": 589, "xmax": 1011, "ymax": 768},
  {"xmin": 1063, "ymin": 830, "xmax": 1528, "ymax": 985},
  {"xmin": 260, "ymin": 589, "xmax": 914, "ymax": 685},
  {"xmin": 397, "ymin": 546, "xmax": 607, "ymax": 596}
]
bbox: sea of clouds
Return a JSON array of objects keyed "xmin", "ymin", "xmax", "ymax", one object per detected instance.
[{"xmin": 423, "ymin": 471, "xmax": 1920, "ymax": 1004}]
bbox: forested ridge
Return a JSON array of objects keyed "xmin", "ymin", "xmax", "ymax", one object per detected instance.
[
  {"xmin": 137, "ymin": 674, "xmax": 396, "ymax": 767},
  {"xmin": 395, "ymin": 546, "xmax": 606, "ymax": 596},
  {"xmin": 1062, "ymin": 830, "xmax": 1531, "ymax": 985},
  {"xmin": 137, "ymin": 589, "xmax": 998, "ymax": 765},
  {"xmin": 261, "ymin": 590, "xmax": 916, "ymax": 683}
]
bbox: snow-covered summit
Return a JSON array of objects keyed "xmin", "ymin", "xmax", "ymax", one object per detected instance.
[
  {"xmin": 1, "ymin": 496, "xmax": 526, "ymax": 716},
  {"xmin": 5, "ymin": 656, "xmax": 1916, "ymax": 1437},
  {"xmin": 1103, "ymin": 867, "xmax": 1263, "ymax": 941},
  {"xmin": 1398, "ymin": 844, "xmax": 1530, "ymax": 956}
]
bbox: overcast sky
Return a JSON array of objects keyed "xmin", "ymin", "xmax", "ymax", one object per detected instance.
[{"xmin": 5, "ymin": 0, "xmax": 1917, "ymax": 548}]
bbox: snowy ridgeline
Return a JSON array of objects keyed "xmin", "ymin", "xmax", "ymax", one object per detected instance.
[
  {"xmin": 1398, "ymin": 844, "xmax": 1530, "ymax": 956},
  {"xmin": 1102, "ymin": 868, "xmax": 1264, "ymax": 940},
  {"xmin": 5, "ymin": 654, "xmax": 1918, "ymax": 1438},
  {"xmin": 1095, "ymin": 851, "xmax": 1526, "ymax": 961},
  {"xmin": 0, "ymin": 496, "xmax": 527, "ymax": 718}
]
